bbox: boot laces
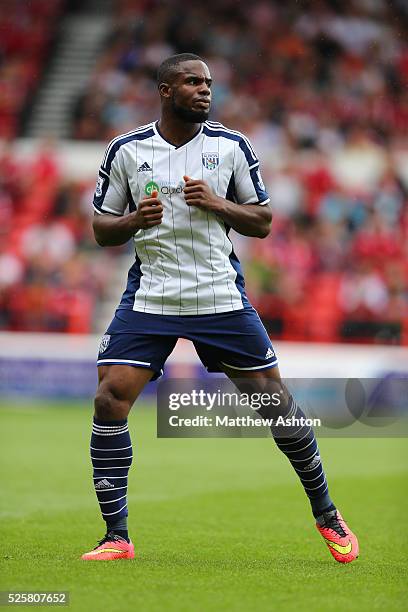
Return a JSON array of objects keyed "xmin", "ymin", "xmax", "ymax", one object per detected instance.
[
  {"xmin": 324, "ymin": 513, "xmax": 347, "ymax": 538},
  {"xmin": 94, "ymin": 531, "xmax": 126, "ymax": 549}
]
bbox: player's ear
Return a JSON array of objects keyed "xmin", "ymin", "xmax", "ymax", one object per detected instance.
[{"xmin": 159, "ymin": 82, "xmax": 171, "ymax": 99}]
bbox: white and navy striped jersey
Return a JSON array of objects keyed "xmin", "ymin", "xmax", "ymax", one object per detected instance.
[{"xmin": 93, "ymin": 120, "xmax": 269, "ymax": 315}]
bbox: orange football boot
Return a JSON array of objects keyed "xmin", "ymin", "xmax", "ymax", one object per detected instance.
[
  {"xmin": 316, "ymin": 510, "xmax": 359, "ymax": 563},
  {"xmin": 81, "ymin": 532, "xmax": 134, "ymax": 561}
]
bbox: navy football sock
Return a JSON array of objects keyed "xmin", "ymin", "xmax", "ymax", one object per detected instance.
[
  {"xmin": 271, "ymin": 396, "xmax": 335, "ymax": 518},
  {"xmin": 106, "ymin": 516, "xmax": 129, "ymax": 542},
  {"xmin": 91, "ymin": 418, "xmax": 132, "ymax": 539}
]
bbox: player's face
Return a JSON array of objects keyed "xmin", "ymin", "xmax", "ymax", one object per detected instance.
[{"xmin": 170, "ymin": 61, "xmax": 212, "ymax": 123}]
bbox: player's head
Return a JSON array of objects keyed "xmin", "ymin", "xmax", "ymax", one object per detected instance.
[{"xmin": 157, "ymin": 53, "xmax": 212, "ymax": 123}]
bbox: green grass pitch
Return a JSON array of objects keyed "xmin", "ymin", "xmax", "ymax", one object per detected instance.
[{"xmin": 1, "ymin": 401, "xmax": 407, "ymax": 611}]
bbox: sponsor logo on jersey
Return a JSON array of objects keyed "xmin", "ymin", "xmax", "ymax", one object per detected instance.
[
  {"xmin": 98, "ymin": 334, "xmax": 111, "ymax": 354},
  {"xmin": 145, "ymin": 181, "xmax": 160, "ymax": 196},
  {"xmin": 95, "ymin": 176, "xmax": 105, "ymax": 197},
  {"xmin": 202, "ymin": 152, "xmax": 219, "ymax": 170},
  {"xmin": 145, "ymin": 180, "xmax": 184, "ymax": 196}
]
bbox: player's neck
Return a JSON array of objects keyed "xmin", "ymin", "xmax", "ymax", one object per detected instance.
[{"xmin": 157, "ymin": 116, "xmax": 202, "ymax": 147}]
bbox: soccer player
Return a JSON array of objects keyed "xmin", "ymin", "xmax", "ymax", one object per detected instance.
[{"xmin": 82, "ymin": 54, "xmax": 358, "ymax": 563}]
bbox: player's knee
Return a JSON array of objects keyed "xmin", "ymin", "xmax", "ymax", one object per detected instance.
[
  {"xmin": 94, "ymin": 386, "xmax": 129, "ymax": 420},
  {"xmin": 256, "ymin": 385, "xmax": 291, "ymax": 419}
]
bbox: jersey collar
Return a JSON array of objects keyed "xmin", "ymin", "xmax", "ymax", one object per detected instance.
[{"xmin": 153, "ymin": 121, "xmax": 203, "ymax": 149}]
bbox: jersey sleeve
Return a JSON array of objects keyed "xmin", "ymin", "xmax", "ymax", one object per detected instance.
[
  {"xmin": 232, "ymin": 137, "xmax": 270, "ymax": 205},
  {"xmin": 93, "ymin": 143, "xmax": 128, "ymax": 216}
]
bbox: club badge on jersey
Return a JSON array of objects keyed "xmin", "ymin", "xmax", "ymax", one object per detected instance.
[{"xmin": 202, "ymin": 152, "xmax": 219, "ymax": 170}]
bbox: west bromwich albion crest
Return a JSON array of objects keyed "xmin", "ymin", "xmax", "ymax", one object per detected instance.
[
  {"xmin": 98, "ymin": 334, "xmax": 111, "ymax": 354},
  {"xmin": 202, "ymin": 152, "xmax": 219, "ymax": 171}
]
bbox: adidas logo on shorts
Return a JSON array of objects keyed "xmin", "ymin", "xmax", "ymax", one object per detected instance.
[{"xmin": 265, "ymin": 347, "xmax": 274, "ymax": 360}]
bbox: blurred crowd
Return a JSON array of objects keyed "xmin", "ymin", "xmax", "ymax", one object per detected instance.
[
  {"xmin": 0, "ymin": 0, "xmax": 62, "ymax": 138},
  {"xmin": 73, "ymin": 0, "xmax": 408, "ymax": 143},
  {"xmin": 1, "ymin": 0, "xmax": 408, "ymax": 342},
  {"xmin": 0, "ymin": 142, "xmax": 117, "ymax": 333}
]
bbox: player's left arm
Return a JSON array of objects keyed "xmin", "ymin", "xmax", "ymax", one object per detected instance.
[
  {"xmin": 183, "ymin": 138, "xmax": 272, "ymax": 238},
  {"xmin": 183, "ymin": 177, "xmax": 271, "ymax": 238}
]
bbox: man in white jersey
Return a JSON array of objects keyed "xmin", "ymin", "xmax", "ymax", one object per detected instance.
[{"xmin": 82, "ymin": 54, "xmax": 358, "ymax": 563}]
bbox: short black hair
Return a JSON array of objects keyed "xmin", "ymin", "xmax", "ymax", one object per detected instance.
[{"xmin": 157, "ymin": 53, "xmax": 204, "ymax": 86}]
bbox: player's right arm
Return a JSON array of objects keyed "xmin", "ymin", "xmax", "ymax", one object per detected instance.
[
  {"xmin": 91, "ymin": 141, "xmax": 162, "ymax": 246},
  {"xmin": 93, "ymin": 194, "xmax": 163, "ymax": 246}
]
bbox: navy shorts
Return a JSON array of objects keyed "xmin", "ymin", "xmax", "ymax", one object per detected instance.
[{"xmin": 97, "ymin": 307, "xmax": 278, "ymax": 380}]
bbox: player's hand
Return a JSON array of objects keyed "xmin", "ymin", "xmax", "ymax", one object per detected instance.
[
  {"xmin": 183, "ymin": 176, "xmax": 223, "ymax": 212},
  {"xmin": 130, "ymin": 190, "xmax": 163, "ymax": 230}
]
